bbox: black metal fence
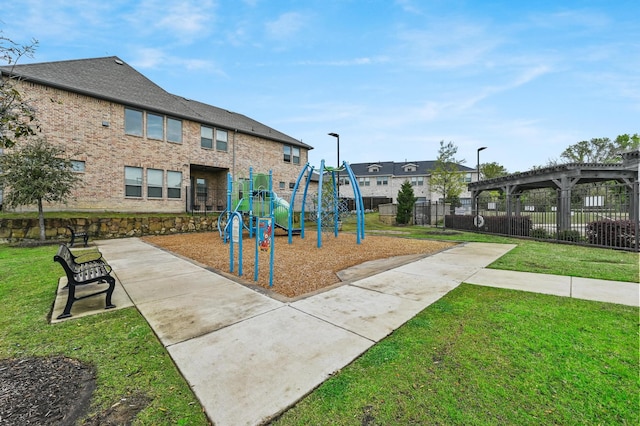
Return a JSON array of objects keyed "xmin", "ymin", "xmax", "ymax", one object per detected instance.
[
  {"xmin": 345, "ymin": 197, "xmax": 393, "ymax": 212},
  {"xmin": 446, "ymin": 181, "xmax": 639, "ymax": 251},
  {"xmin": 413, "ymin": 201, "xmax": 448, "ymax": 225},
  {"xmin": 187, "ymin": 187, "xmax": 226, "ymax": 214}
]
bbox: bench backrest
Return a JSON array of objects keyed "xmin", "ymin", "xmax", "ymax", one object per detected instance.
[{"xmin": 54, "ymin": 244, "xmax": 80, "ymax": 273}]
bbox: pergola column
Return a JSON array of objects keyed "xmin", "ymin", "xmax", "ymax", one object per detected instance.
[{"xmin": 552, "ymin": 175, "xmax": 580, "ymax": 233}]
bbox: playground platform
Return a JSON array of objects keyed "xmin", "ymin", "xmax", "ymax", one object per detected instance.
[{"xmin": 52, "ymin": 238, "xmax": 639, "ymax": 426}]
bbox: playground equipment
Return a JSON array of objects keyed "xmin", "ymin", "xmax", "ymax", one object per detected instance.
[
  {"xmin": 289, "ymin": 160, "xmax": 365, "ymax": 248},
  {"xmin": 218, "ymin": 169, "xmax": 299, "ymax": 241},
  {"xmin": 220, "ymin": 161, "xmax": 365, "ymax": 286},
  {"xmin": 221, "ymin": 169, "xmax": 278, "ymax": 286}
]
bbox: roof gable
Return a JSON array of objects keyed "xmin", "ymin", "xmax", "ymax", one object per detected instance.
[
  {"xmin": 0, "ymin": 56, "xmax": 310, "ymax": 149},
  {"xmin": 348, "ymin": 160, "xmax": 474, "ymax": 176}
]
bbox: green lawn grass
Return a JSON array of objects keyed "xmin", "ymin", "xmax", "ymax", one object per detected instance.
[
  {"xmin": 0, "ymin": 245, "xmax": 208, "ymax": 425},
  {"xmin": 1, "ymin": 213, "xmax": 638, "ymax": 425},
  {"xmin": 273, "ymin": 285, "xmax": 639, "ymax": 425},
  {"xmin": 343, "ymin": 213, "xmax": 639, "ymax": 283}
]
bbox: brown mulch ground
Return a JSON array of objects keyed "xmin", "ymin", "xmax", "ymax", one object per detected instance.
[
  {"xmin": 143, "ymin": 230, "xmax": 456, "ymax": 298},
  {"xmin": 0, "ymin": 356, "xmax": 150, "ymax": 426}
]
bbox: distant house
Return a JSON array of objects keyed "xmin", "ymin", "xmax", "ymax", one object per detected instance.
[
  {"xmin": 0, "ymin": 56, "xmax": 312, "ymax": 213},
  {"xmin": 340, "ymin": 160, "xmax": 477, "ymax": 210}
]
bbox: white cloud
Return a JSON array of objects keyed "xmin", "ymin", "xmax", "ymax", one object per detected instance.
[
  {"xmin": 156, "ymin": 1, "xmax": 216, "ymax": 40},
  {"xmin": 296, "ymin": 56, "xmax": 390, "ymax": 66},
  {"xmin": 129, "ymin": 46, "xmax": 225, "ymax": 76},
  {"xmin": 395, "ymin": 21, "xmax": 503, "ymax": 70},
  {"xmin": 265, "ymin": 12, "xmax": 307, "ymax": 40}
]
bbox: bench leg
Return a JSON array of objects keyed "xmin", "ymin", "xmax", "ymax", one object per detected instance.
[
  {"xmin": 104, "ymin": 276, "xmax": 116, "ymax": 310},
  {"xmin": 83, "ymin": 234, "xmax": 89, "ymax": 247},
  {"xmin": 56, "ymin": 278, "xmax": 116, "ymax": 320},
  {"xmin": 57, "ymin": 284, "xmax": 77, "ymax": 320},
  {"xmin": 69, "ymin": 234, "xmax": 76, "ymax": 247}
]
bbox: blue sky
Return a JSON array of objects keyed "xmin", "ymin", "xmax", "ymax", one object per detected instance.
[{"xmin": 2, "ymin": 0, "xmax": 638, "ymax": 172}]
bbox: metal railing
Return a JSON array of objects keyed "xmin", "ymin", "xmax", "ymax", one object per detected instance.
[{"xmin": 446, "ymin": 181, "xmax": 639, "ymax": 251}]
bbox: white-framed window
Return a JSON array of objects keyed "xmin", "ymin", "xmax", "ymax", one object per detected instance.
[
  {"xmin": 124, "ymin": 108, "xmax": 143, "ymax": 136},
  {"xmin": 376, "ymin": 176, "xmax": 388, "ymax": 186},
  {"xmin": 147, "ymin": 169, "xmax": 163, "ymax": 198},
  {"xmin": 359, "ymin": 177, "xmax": 370, "ymax": 186},
  {"xmin": 216, "ymin": 129, "xmax": 228, "ymax": 151},
  {"xmin": 283, "ymin": 145, "xmax": 300, "ymax": 164},
  {"xmin": 167, "ymin": 171, "xmax": 182, "ymax": 199},
  {"xmin": 201, "ymin": 126, "xmax": 213, "ymax": 149},
  {"xmin": 464, "ymin": 173, "xmax": 472, "ymax": 183},
  {"xmin": 125, "ymin": 166, "xmax": 143, "ymax": 197},
  {"xmin": 146, "ymin": 113, "xmax": 164, "ymax": 140},
  {"xmin": 279, "ymin": 181, "xmax": 286, "ymax": 190},
  {"xmin": 71, "ymin": 160, "xmax": 85, "ymax": 172},
  {"xmin": 167, "ymin": 117, "xmax": 182, "ymax": 143},
  {"xmin": 410, "ymin": 176, "xmax": 424, "ymax": 186}
]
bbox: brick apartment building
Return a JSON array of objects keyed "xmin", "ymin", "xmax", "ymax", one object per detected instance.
[{"xmin": 0, "ymin": 56, "xmax": 312, "ymax": 213}]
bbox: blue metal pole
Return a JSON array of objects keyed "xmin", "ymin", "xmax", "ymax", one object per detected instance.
[
  {"xmin": 224, "ymin": 173, "xmax": 232, "ymax": 243},
  {"xmin": 254, "ymin": 217, "xmax": 259, "ymax": 282},
  {"xmin": 332, "ymin": 169, "xmax": 339, "ymax": 237},
  {"xmin": 249, "ymin": 168, "xmax": 254, "ymax": 239},
  {"xmin": 317, "ymin": 160, "xmax": 325, "ymax": 248},
  {"xmin": 289, "ymin": 163, "xmax": 309, "ymax": 244},
  {"xmin": 300, "ymin": 165, "xmax": 314, "ymax": 240},
  {"xmin": 269, "ymin": 170, "xmax": 275, "ymax": 287},
  {"xmin": 238, "ymin": 213, "xmax": 243, "ymax": 276},
  {"xmin": 344, "ymin": 162, "xmax": 365, "ymax": 243}
]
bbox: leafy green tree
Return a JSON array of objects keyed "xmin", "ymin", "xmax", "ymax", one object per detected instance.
[
  {"xmin": 430, "ymin": 141, "xmax": 466, "ymax": 220},
  {"xmin": 0, "ymin": 138, "xmax": 81, "ymax": 240},
  {"xmin": 614, "ymin": 133, "xmax": 640, "ymax": 152},
  {"xmin": 560, "ymin": 135, "xmax": 639, "ymax": 164},
  {"xmin": 480, "ymin": 162, "xmax": 509, "ymax": 179},
  {"xmin": 396, "ymin": 180, "xmax": 416, "ymax": 225},
  {"xmin": 0, "ymin": 34, "xmax": 39, "ymax": 148}
]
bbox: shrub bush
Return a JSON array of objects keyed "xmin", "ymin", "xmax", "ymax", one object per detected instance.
[
  {"xmin": 530, "ymin": 227, "xmax": 550, "ymax": 239},
  {"xmin": 586, "ymin": 220, "xmax": 637, "ymax": 248},
  {"xmin": 556, "ymin": 230, "xmax": 582, "ymax": 242}
]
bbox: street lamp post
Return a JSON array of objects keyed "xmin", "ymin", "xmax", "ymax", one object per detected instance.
[
  {"xmin": 328, "ymin": 132, "xmax": 340, "ymax": 198},
  {"xmin": 476, "ymin": 146, "xmax": 487, "ymax": 224}
]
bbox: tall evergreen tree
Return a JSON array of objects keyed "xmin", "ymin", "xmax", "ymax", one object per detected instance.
[{"xmin": 396, "ymin": 180, "xmax": 417, "ymax": 225}]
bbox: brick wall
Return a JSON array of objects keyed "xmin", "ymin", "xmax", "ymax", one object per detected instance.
[{"xmin": 9, "ymin": 80, "xmax": 308, "ymax": 213}]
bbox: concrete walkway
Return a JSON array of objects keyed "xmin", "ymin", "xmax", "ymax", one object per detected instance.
[{"xmin": 52, "ymin": 238, "xmax": 639, "ymax": 426}]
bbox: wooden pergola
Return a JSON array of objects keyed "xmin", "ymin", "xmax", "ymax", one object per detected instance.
[{"xmin": 468, "ymin": 150, "xmax": 639, "ymax": 233}]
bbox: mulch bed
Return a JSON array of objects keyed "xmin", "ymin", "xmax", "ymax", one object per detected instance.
[
  {"xmin": 143, "ymin": 231, "xmax": 456, "ymax": 298},
  {"xmin": 0, "ymin": 356, "xmax": 150, "ymax": 425}
]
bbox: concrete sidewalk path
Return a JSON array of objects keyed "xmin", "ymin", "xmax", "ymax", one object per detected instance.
[
  {"xmin": 89, "ymin": 238, "xmax": 638, "ymax": 426},
  {"xmin": 466, "ymin": 268, "xmax": 639, "ymax": 307}
]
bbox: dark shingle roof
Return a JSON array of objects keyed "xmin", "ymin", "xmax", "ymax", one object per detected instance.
[
  {"xmin": 348, "ymin": 160, "xmax": 473, "ymax": 176},
  {"xmin": 0, "ymin": 56, "xmax": 311, "ymax": 149}
]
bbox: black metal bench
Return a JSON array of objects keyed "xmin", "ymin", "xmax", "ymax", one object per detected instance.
[
  {"xmin": 66, "ymin": 226, "xmax": 89, "ymax": 247},
  {"xmin": 53, "ymin": 244, "xmax": 116, "ymax": 319}
]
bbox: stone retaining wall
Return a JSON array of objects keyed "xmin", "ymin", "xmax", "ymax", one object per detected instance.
[{"xmin": 0, "ymin": 215, "xmax": 219, "ymax": 243}]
